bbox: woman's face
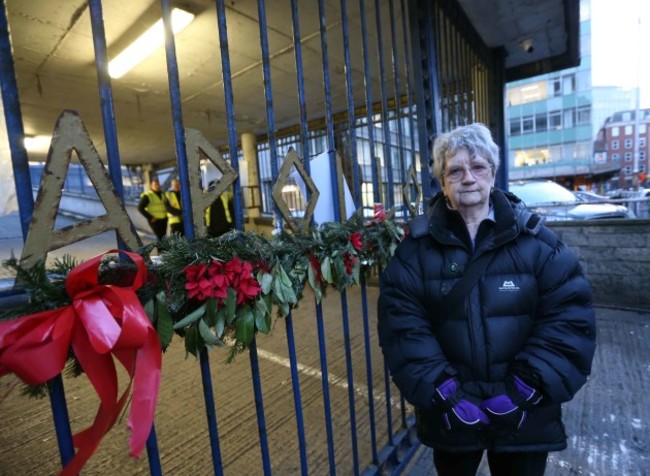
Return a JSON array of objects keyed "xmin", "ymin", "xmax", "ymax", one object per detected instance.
[{"xmin": 442, "ymin": 148, "xmax": 495, "ymax": 213}]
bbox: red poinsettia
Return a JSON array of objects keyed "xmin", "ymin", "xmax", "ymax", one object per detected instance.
[
  {"xmin": 349, "ymin": 232, "xmax": 363, "ymax": 251},
  {"xmin": 184, "ymin": 257, "xmax": 261, "ymax": 305},
  {"xmin": 343, "ymin": 252, "xmax": 359, "ymax": 275},
  {"xmin": 309, "ymin": 254, "xmax": 323, "ymax": 284}
]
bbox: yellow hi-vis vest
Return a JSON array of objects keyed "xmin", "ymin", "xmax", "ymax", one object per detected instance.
[
  {"xmin": 142, "ymin": 191, "xmax": 167, "ymax": 219},
  {"xmin": 166, "ymin": 191, "xmax": 182, "ymax": 225},
  {"xmin": 205, "ymin": 192, "xmax": 233, "ymax": 227}
]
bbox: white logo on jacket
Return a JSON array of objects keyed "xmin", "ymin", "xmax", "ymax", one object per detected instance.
[{"xmin": 499, "ymin": 280, "xmax": 520, "ymax": 292}]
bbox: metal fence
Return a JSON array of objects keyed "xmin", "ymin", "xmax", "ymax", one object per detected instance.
[{"xmin": 0, "ymin": 0, "xmax": 502, "ymax": 474}]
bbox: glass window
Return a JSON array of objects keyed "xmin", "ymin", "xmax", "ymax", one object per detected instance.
[
  {"xmin": 612, "ymin": 140, "xmax": 619, "ymax": 150},
  {"xmin": 576, "ymin": 106, "xmax": 591, "ymax": 125},
  {"xmin": 522, "ymin": 116, "xmax": 534, "ymax": 133},
  {"xmin": 625, "ymin": 152, "xmax": 632, "ymax": 161},
  {"xmin": 640, "ymin": 138, "xmax": 646, "ymax": 147},
  {"xmin": 509, "ymin": 118, "xmax": 521, "ymax": 136},
  {"xmin": 640, "ymin": 151, "xmax": 646, "ymax": 160},
  {"xmin": 625, "ymin": 166, "xmax": 632, "ymax": 174},
  {"xmin": 640, "ymin": 124, "xmax": 647, "ymax": 133},
  {"xmin": 551, "ymin": 78, "xmax": 562, "ymax": 97},
  {"xmin": 625, "ymin": 125, "xmax": 633, "ymax": 135},
  {"xmin": 562, "ymin": 74, "xmax": 575, "ymax": 95},
  {"xmin": 625, "ymin": 139, "xmax": 633, "ymax": 149},
  {"xmin": 549, "ymin": 111, "xmax": 562, "ymax": 129},
  {"xmin": 563, "ymin": 108, "xmax": 575, "ymax": 128},
  {"xmin": 535, "ymin": 113, "xmax": 548, "ymax": 132},
  {"xmin": 612, "ymin": 127, "xmax": 619, "ymax": 137},
  {"xmin": 612, "ymin": 153, "xmax": 620, "ymax": 161}
]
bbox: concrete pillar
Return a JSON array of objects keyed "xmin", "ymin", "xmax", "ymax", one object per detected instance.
[{"xmin": 241, "ymin": 132, "xmax": 261, "ymax": 223}]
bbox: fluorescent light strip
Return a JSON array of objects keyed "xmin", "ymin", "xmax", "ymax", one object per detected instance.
[{"xmin": 108, "ymin": 8, "xmax": 194, "ymax": 79}]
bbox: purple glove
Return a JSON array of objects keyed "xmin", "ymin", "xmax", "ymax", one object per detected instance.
[
  {"xmin": 481, "ymin": 376, "xmax": 542, "ymax": 430},
  {"xmin": 433, "ymin": 378, "xmax": 489, "ymax": 431}
]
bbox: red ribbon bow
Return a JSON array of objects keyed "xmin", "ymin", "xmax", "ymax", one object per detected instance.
[{"xmin": 0, "ymin": 250, "xmax": 162, "ymax": 475}]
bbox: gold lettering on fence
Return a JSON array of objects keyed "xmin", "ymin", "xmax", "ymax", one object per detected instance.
[
  {"xmin": 20, "ymin": 110, "xmax": 142, "ymax": 268},
  {"xmin": 184, "ymin": 128, "xmax": 238, "ymax": 238}
]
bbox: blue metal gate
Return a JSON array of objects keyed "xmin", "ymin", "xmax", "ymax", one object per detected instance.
[{"xmin": 0, "ymin": 0, "xmax": 501, "ymax": 474}]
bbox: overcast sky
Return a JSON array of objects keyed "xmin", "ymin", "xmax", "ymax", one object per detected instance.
[{"xmin": 591, "ymin": 0, "xmax": 650, "ymax": 107}]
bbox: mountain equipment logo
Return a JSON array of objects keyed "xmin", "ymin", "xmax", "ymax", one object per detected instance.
[{"xmin": 499, "ymin": 280, "xmax": 520, "ymax": 292}]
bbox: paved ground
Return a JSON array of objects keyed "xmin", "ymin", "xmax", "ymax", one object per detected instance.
[{"xmin": 1, "ymin": 212, "xmax": 649, "ymax": 475}]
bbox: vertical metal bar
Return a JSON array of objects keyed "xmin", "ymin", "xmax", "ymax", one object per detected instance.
[
  {"xmin": 288, "ymin": 4, "xmax": 312, "ymax": 473},
  {"xmin": 215, "ymin": 0, "xmax": 244, "ymax": 230},
  {"xmin": 160, "ymin": 0, "xmax": 195, "ymax": 238},
  {"xmin": 339, "ymin": 290, "xmax": 360, "ymax": 475},
  {"xmin": 359, "ymin": 275, "xmax": 378, "ymax": 463},
  {"xmin": 388, "ymin": 0, "xmax": 407, "ymax": 218},
  {"xmin": 339, "ymin": 0, "xmax": 361, "ymax": 207},
  {"xmin": 284, "ymin": 313, "xmax": 309, "ymax": 476},
  {"xmin": 248, "ymin": 340, "xmax": 272, "ymax": 475},
  {"xmin": 383, "ymin": 361, "xmax": 394, "ymax": 445},
  {"xmin": 315, "ymin": 301, "xmax": 337, "ymax": 474},
  {"xmin": 199, "ymin": 348, "xmax": 225, "ymax": 476},
  {"xmin": 87, "ymin": 0, "xmax": 125, "ymax": 200},
  {"xmin": 47, "ymin": 376, "xmax": 75, "ymax": 467},
  {"xmin": 256, "ymin": 0, "xmax": 282, "ymax": 228},
  {"xmin": 146, "ymin": 424, "xmax": 163, "ymax": 476},
  {"xmin": 251, "ymin": 2, "xmax": 276, "ymax": 472},
  {"xmin": 0, "ymin": 0, "xmax": 32, "ymax": 237},
  {"xmin": 289, "ymin": 0, "xmax": 312, "ymax": 176},
  {"xmin": 359, "ymin": 0, "xmax": 380, "ymax": 203},
  {"xmin": 374, "ymin": 0, "xmax": 395, "ymax": 209},
  {"xmin": 400, "ymin": 0, "xmax": 418, "ymax": 175},
  {"xmin": 317, "ymin": 0, "xmax": 342, "ymax": 222}
]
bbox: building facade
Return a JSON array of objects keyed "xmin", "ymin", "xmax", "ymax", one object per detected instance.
[{"xmin": 505, "ymin": 0, "xmax": 636, "ymax": 190}]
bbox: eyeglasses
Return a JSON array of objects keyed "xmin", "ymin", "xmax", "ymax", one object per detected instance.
[{"xmin": 444, "ymin": 161, "xmax": 492, "ymax": 183}]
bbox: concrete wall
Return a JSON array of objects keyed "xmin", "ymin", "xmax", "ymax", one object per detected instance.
[{"xmin": 548, "ymin": 219, "xmax": 650, "ymax": 311}]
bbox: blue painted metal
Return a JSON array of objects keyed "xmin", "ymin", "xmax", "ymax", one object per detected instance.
[
  {"xmin": 360, "ymin": 275, "xmax": 378, "ymax": 463},
  {"xmin": 339, "ymin": 290, "xmax": 360, "ymax": 475},
  {"xmin": 215, "ymin": 0, "xmax": 244, "ymax": 231},
  {"xmin": 383, "ymin": 362, "xmax": 394, "ymax": 445},
  {"xmin": 374, "ymin": 0, "xmax": 395, "ymax": 209},
  {"xmin": 388, "ymin": 0, "xmax": 407, "ymax": 218},
  {"xmin": 146, "ymin": 424, "xmax": 163, "ymax": 476},
  {"xmin": 199, "ymin": 348, "xmax": 225, "ymax": 476},
  {"xmin": 249, "ymin": 340, "xmax": 272, "ymax": 476},
  {"xmin": 0, "ymin": 0, "xmax": 33, "ymax": 237},
  {"xmin": 358, "ymin": 0, "xmax": 381, "ymax": 203},
  {"xmin": 160, "ymin": 0, "xmax": 195, "ymax": 239},
  {"xmin": 87, "ymin": 0, "xmax": 125, "ymax": 200},
  {"xmin": 317, "ymin": 0, "xmax": 342, "ymax": 223},
  {"xmin": 400, "ymin": 0, "xmax": 418, "ymax": 174},
  {"xmin": 284, "ymin": 313, "xmax": 309, "ymax": 475},
  {"xmin": 47, "ymin": 376, "xmax": 75, "ymax": 467},
  {"xmin": 289, "ymin": 0, "xmax": 312, "ymax": 177},
  {"xmin": 315, "ymin": 301, "xmax": 337, "ymax": 474}
]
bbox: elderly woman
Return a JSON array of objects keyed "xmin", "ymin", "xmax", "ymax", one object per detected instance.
[{"xmin": 377, "ymin": 123, "xmax": 596, "ymax": 476}]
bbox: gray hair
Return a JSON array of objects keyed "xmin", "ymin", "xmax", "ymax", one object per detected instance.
[{"xmin": 431, "ymin": 123, "xmax": 500, "ymax": 183}]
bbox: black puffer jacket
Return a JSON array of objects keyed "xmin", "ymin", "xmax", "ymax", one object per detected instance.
[{"xmin": 377, "ymin": 188, "xmax": 596, "ymax": 452}]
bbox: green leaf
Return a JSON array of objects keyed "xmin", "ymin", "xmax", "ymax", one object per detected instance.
[
  {"xmin": 173, "ymin": 303, "xmax": 206, "ymax": 330},
  {"xmin": 256, "ymin": 295, "xmax": 269, "ymax": 315},
  {"xmin": 254, "ymin": 307, "xmax": 270, "ymax": 334},
  {"xmin": 184, "ymin": 326, "xmax": 199, "ymax": 358},
  {"xmin": 278, "ymin": 300, "xmax": 290, "ymax": 317},
  {"xmin": 352, "ymin": 263, "xmax": 361, "ymax": 286},
  {"xmin": 143, "ymin": 298, "xmax": 155, "ymax": 323},
  {"xmin": 321, "ymin": 257, "xmax": 333, "ymax": 284},
  {"xmin": 214, "ymin": 307, "xmax": 226, "ymax": 338},
  {"xmin": 278, "ymin": 265, "xmax": 293, "ymax": 287},
  {"xmin": 273, "ymin": 272, "xmax": 285, "ymax": 303},
  {"xmin": 236, "ymin": 307, "xmax": 255, "ymax": 344},
  {"xmin": 199, "ymin": 318, "xmax": 224, "ymax": 347},
  {"xmin": 277, "ymin": 266, "xmax": 297, "ymax": 304},
  {"xmin": 155, "ymin": 291, "xmax": 174, "ymax": 349},
  {"xmin": 258, "ymin": 271, "xmax": 273, "ymax": 294},
  {"xmin": 205, "ymin": 298, "xmax": 218, "ymax": 327},
  {"xmin": 225, "ymin": 288, "xmax": 237, "ymax": 324}
]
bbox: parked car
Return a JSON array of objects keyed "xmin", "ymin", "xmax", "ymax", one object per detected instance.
[
  {"xmin": 573, "ymin": 190, "xmax": 610, "ymax": 202},
  {"xmin": 508, "ymin": 180, "xmax": 634, "ymax": 220}
]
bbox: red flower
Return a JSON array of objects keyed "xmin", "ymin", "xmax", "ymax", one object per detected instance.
[
  {"xmin": 309, "ymin": 255, "xmax": 323, "ymax": 283},
  {"xmin": 184, "ymin": 257, "xmax": 261, "ymax": 305},
  {"xmin": 184, "ymin": 263, "xmax": 210, "ymax": 300},
  {"xmin": 349, "ymin": 232, "xmax": 363, "ymax": 251},
  {"xmin": 226, "ymin": 257, "xmax": 261, "ymax": 305},
  {"xmin": 343, "ymin": 252, "xmax": 359, "ymax": 275},
  {"xmin": 254, "ymin": 260, "xmax": 271, "ymax": 274}
]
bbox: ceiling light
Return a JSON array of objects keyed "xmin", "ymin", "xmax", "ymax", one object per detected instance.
[
  {"xmin": 108, "ymin": 8, "xmax": 195, "ymax": 79},
  {"xmin": 24, "ymin": 135, "xmax": 52, "ymax": 153}
]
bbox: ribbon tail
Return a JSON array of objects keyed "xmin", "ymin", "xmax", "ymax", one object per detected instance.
[{"xmin": 127, "ymin": 328, "xmax": 162, "ymax": 457}]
